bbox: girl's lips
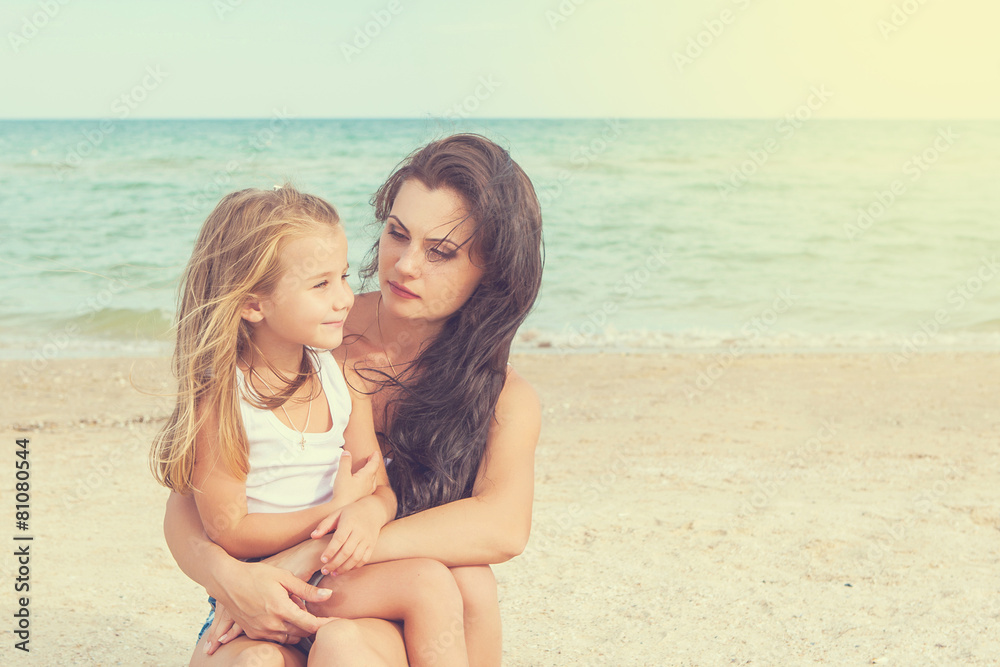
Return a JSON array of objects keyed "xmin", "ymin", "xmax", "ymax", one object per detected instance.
[{"xmin": 388, "ymin": 281, "xmax": 420, "ymax": 299}]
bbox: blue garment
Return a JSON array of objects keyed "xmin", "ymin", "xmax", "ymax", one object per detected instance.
[{"xmin": 196, "ymin": 597, "xmax": 216, "ymax": 644}]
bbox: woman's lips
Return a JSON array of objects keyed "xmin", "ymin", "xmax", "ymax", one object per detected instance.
[{"xmin": 388, "ymin": 281, "xmax": 420, "ymax": 299}]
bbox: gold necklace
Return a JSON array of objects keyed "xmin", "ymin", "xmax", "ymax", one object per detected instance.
[
  {"xmin": 239, "ymin": 356, "xmax": 312, "ymax": 449},
  {"xmin": 375, "ymin": 295, "xmax": 399, "ymax": 377}
]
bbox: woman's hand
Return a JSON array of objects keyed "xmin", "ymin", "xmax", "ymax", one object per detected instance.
[
  {"xmin": 202, "ymin": 601, "xmax": 243, "ymax": 654},
  {"xmin": 204, "ymin": 539, "xmax": 337, "ymax": 654},
  {"xmin": 331, "ymin": 449, "xmax": 378, "ymax": 504},
  {"xmin": 203, "ymin": 558, "xmax": 336, "ymax": 651}
]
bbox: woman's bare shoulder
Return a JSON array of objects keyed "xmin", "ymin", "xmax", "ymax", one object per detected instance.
[{"xmin": 496, "ymin": 364, "xmax": 540, "ymax": 423}]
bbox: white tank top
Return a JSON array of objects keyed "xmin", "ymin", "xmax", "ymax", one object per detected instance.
[{"xmin": 236, "ymin": 350, "xmax": 352, "ymax": 514}]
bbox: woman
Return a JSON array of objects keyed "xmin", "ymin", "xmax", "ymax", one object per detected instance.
[{"xmin": 164, "ymin": 133, "xmax": 544, "ymax": 666}]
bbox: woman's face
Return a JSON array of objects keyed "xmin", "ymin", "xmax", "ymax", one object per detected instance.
[{"xmin": 378, "ymin": 179, "xmax": 484, "ymax": 324}]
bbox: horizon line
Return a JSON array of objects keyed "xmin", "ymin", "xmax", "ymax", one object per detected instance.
[{"xmin": 2, "ymin": 115, "xmax": 999, "ymax": 122}]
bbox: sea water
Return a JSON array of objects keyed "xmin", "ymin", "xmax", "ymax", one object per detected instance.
[{"xmin": 2, "ymin": 118, "xmax": 998, "ymax": 359}]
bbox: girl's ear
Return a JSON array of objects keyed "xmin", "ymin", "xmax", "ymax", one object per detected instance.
[{"xmin": 240, "ymin": 297, "xmax": 265, "ymax": 323}]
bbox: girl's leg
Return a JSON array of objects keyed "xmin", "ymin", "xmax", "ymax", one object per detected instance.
[
  {"xmin": 308, "ymin": 618, "xmax": 406, "ymax": 667},
  {"xmin": 449, "ymin": 566, "xmax": 502, "ymax": 667},
  {"xmin": 307, "ymin": 558, "xmax": 468, "ymax": 667},
  {"xmin": 190, "ymin": 635, "xmax": 306, "ymax": 667}
]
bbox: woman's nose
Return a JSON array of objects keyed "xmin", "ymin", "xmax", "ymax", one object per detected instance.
[{"xmin": 395, "ymin": 243, "xmax": 422, "ymax": 278}]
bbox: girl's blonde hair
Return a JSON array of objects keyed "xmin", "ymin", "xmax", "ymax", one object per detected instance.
[{"xmin": 151, "ymin": 185, "xmax": 341, "ymax": 493}]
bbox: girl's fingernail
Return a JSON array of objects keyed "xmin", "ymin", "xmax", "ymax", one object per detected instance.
[
  {"xmin": 321, "ymin": 568, "xmax": 329, "ymax": 575},
  {"xmin": 320, "ymin": 556, "xmax": 328, "ymax": 563}
]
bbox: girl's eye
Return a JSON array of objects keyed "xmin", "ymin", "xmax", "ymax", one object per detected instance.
[
  {"xmin": 341, "ymin": 273, "xmax": 351, "ymax": 281},
  {"xmin": 313, "ymin": 280, "xmax": 329, "ymax": 288}
]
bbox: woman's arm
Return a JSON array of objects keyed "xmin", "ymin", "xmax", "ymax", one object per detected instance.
[
  {"xmin": 322, "ymin": 369, "xmax": 540, "ymax": 570},
  {"xmin": 162, "ymin": 491, "xmax": 334, "ymax": 642}
]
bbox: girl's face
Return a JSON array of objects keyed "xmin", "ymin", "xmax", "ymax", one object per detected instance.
[
  {"xmin": 253, "ymin": 225, "xmax": 354, "ymax": 351},
  {"xmin": 378, "ymin": 180, "xmax": 484, "ymax": 324}
]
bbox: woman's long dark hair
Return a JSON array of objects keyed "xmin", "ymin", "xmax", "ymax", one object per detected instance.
[{"xmin": 359, "ymin": 134, "xmax": 544, "ymax": 518}]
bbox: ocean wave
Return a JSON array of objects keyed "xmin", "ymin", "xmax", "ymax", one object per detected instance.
[
  {"xmin": 2, "ymin": 322, "xmax": 998, "ymax": 360},
  {"xmin": 57, "ymin": 307, "xmax": 175, "ymax": 339}
]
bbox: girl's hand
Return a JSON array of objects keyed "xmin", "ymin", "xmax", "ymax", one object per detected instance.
[
  {"xmin": 314, "ymin": 453, "xmax": 378, "ymax": 538},
  {"xmin": 316, "ymin": 498, "xmax": 385, "ymax": 575},
  {"xmin": 331, "ymin": 450, "xmax": 379, "ymax": 504}
]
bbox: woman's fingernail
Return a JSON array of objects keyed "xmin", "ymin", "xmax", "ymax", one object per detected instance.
[
  {"xmin": 204, "ymin": 640, "xmax": 212, "ymax": 653},
  {"xmin": 219, "ymin": 634, "xmax": 228, "ymax": 643}
]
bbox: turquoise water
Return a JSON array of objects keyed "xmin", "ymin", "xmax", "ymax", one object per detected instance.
[{"xmin": 2, "ymin": 118, "xmax": 999, "ymax": 359}]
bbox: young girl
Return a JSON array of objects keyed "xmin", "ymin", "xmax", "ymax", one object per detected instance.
[{"xmin": 151, "ymin": 185, "xmax": 470, "ymax": 667}]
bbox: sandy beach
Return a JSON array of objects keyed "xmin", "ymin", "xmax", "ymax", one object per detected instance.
[{"xmin": 3, "ymin": 351, "xmax": 998, "ymax": 665}]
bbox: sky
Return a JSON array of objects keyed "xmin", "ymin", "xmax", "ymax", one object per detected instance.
[{"xmin": 2, "ymin": 0, "xmax": 999, "ymax": 119}]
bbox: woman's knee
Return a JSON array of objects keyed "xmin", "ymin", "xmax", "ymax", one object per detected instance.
[
  {"xmin": 232, "ymin": 643, "xmax": 297, "ymax": 667},
  {"xmin": 311, "ymin": 619, "xmax": 405, "ymax": 667},
  {"xmin": 313, "ymin": 618, "xmax": 365, "ymax": 654},
  {"xmin": 313, "ymin": 618, "xmax": 362, "ymax": 647},
  {"xmin": 191, "ymin": 637, "xmax": 303, "ymax": 667},
  {"xmin": 404, "ymin": 558, "xmax": 464, "ymax": 606},
  {"xmin": 450, "ymin": 565, "xmax": 499, "ymax": 614}
]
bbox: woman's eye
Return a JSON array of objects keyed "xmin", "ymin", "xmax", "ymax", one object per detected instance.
[
  {"xmin": 388, "ymin": 229, "xmax": 407, "ymax": 240},
  {"xmin": 427, "ymin": 246, "xmax": 455, "ymax": 261}
]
